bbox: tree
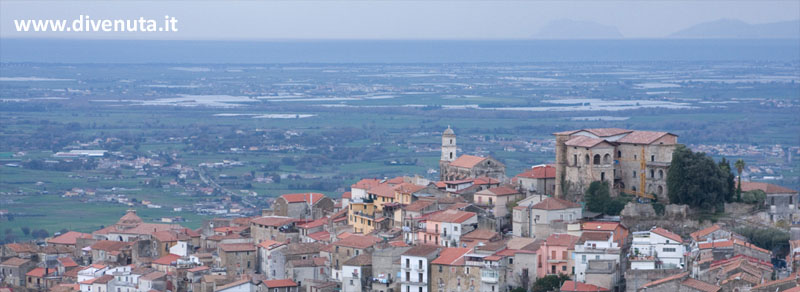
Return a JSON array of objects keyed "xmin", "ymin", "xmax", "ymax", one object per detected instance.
[
  {"xmin": 532, "ymin": 274, "xmax": 571, "ymax": 292},
  {"xmin": 735, "ymin": 159, "xmax": 746, "ymax": 201},
  {"xmin": 667, "ymin": 145, "xmax": 732, "ymax": 213},
  {"xmin": 21, "ymin": 226, "xmax": 30, "ymax": 236},
  {"xmin": 585, "ymin": 181, "xmax": 610, "ymax": 213},
  {"xmin": 718, "ymin": 158, "xmax": 736, "ymax": 203}
]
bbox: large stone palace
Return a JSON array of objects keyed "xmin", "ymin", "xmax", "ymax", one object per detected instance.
[
  {"xmin": 438, "ymin": 126, "xmax": 506, "ymax": 181},
  {"xmin": 553, "ymin": 128, "xmax": 678, "ymax": 201}
]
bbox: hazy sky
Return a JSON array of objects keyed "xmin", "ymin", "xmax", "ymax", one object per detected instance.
[{"xmin": 1, "ymin": 0, "xmax": 798, "ymax": 40}]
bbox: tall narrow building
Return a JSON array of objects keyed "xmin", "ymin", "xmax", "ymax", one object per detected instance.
[{"xmin": 439, "ymin": 126, "xmax": 505, "ymax": 181}]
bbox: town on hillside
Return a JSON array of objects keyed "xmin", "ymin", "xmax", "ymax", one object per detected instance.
[{"xmin": 1, "ymin": 127, "xmax": 799, "ymax": 292}]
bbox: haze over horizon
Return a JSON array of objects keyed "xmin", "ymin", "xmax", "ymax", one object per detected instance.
[{"xmin": 1, "ymin": 0, "xmax": 798, "ymax": 40}]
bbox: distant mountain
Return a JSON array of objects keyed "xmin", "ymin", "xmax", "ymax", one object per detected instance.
[
  {"xmin": 670, "ymin": 19, "xmax": 800, "ymax": 39},
  {"xmin": 533, "ymin": 19, "xmax": 623, "ymax": 39}
]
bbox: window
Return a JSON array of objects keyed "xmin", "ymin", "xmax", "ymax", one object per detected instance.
[
  {"xmin": 582, "ymin": 255, "xmax": 586, "ymax": 263},
  {"xmin": 454, "ymin": 226, "xmax": 458, "ymax": 232},
  {"xmin": 509, "ymin": 258, "xmax": 513, "ymax": 264},
  {"xmin": 419, "ymin": 260, "xmax": 422, "ymax": 268},
  {"xmin": 651, "ymin": 155, "xmax": 655, "ymax": 162},
  {"xmin": 662, "ymin": 247, "xmax": 676, "ymax": 252},
  {"xmin": 419, "ymin": 273, "xmax": 423, "ymax": 281},
  {"xmin": 562, "ymin": 265, "xmax": 567, "ymax": 271},
  {"xmin": 617, "ymin": 150, "xmax": 622, "ymax": 158},
  {"xmin": 593, "ymin": 154, "xmax": 601, "ymax": 165},
  {"xmin": 574, "ymin": 155, "xmax": 578, "ymax": 166},
  {"xmin": 406, "ymin": 272, "xmax": 410, "ymax": 281},
  {"xmin": 439, "ymin": 265, "xmax": 443, "ymax": 272},
  {"xmin": 406, "ymin": 258, "xmax": 410, "ymax": 268},
  {"xmin": 419, "ymin": 288, "xmax": 423, "ymax": 292},
  {"xmin": 356, "ymin": 250, "xmax": 360, "ymax": 255},
  {"xmin": 350, "ymin": 280, "xmax": 354, "ymax": 285},
  {"xmin": 585, "ymin": 155, "xmax": 590, "ymax": 165},
  {"xmin": 633, "ymin": 171, "xmax": 637, "ymax": 178},
  {"xmin": 562, "ymin": 251, "xmax": 567, "ymax": 259},
  {"xmin": 650, "ymin": 169, "xmax": 655, "ymax": 178}
]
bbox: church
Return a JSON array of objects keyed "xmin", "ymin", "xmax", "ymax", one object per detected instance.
[{"xmin": 438, "ymin": 126, "xmax": 506, "ymax": 181}]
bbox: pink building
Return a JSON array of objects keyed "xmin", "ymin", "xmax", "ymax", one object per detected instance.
[
  {"xmin": 417, "ymin": 209, "xmax": 478, "ymax": 247},
  {"xmin": 537, "ymin": 233, "xmax": 579, "ymax": 278}
]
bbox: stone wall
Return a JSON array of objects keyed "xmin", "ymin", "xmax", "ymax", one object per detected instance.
[{"xmin": 624, "ymin": 268, "xmax": 684, "ymax": 292}]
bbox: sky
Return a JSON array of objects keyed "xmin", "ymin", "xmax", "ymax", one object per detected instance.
[{"xmin": 1, "ymin": 0, "xmax": 798, "ymax": 40}]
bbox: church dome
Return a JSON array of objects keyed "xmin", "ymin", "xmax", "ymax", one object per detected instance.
[
  {"xmin": 443, "ymin": 126, "xmax": 455, "ymax": 136},
  {"xmin": 117, "ymin": 209, "xmax": 143, "ymax": 225}
]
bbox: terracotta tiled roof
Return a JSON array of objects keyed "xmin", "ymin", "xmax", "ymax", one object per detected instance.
[
  {"xmin": 333, "ymin": 234, "xmax": 381, "ymax": 249},
  {"xmin": 308, "ymin": 231, "xmax": 331, "ymax": 241},
  {"xmin": 516, "ymin": 165, "xmax": 556, "ymax": 179},
  {"xmin": 545, "ymin": 233, "xmax": 580, "ymax": 247},
  {"xmin": 342, "ymin": 192, "xmax": 352, "ymax": 199},
  {"xmin": 218, "ymin": 243, "xmax": 256, "ymax": 252},
  {"xmin": 751, "ymin": 274, "xmax": 800, "ymax": 290},
  {"xmin": 26, "ymin": 267, "xmax": 52, "ymax": 277},
  {"xmin": 560, "ymin": 281, "xmax": 610, "ymax": 292},
  {"xmin": 387, "ymin": 176, "xmax": 406, "ymax": 184},
  {"xmin": 651, "ymin": 227, "xmax": 683, "ymax": 243},
  {"xmin": 461, "ymin": 229, "xmax": 499, "ymax": 241},
  {"xmin": 403, "ymin": 245, "xmax": 440, "ymax": 257},
  {"xmin": 617, "ymin": 131, "xmax": 673, "ymax": 144},
  {"xmin": 474, "ymin": 177, "xmax": 500, "ymax": 185},
  {"xmin": 263, "ymin": 279, "xmax": 298, "ymax": 288},
  {"xmin": 152, "ymin": 254, "xmax": 181, "ymax": 265},
  {"xmin": 285, "ymin": 242, "xmax": 325, "ymax": 255},
  {"xmin": 368, "ymin": 184, "xmax": 396, "ymax": 198},
  {"xmin": 582, "ymin": 222, "xmax": 622, "ymax": 232},
  {"xmin": 426, "ymin": 209, "xmax": 476, "ymax": 224},
  {"xmin": 251, "ymin": 216, "xmax": 296, "ymax": 227},
  {"xmin": 394, "ymin": 182, "xmax": 426, "ymax": 194},
  {"xmin": 351, "ymin": 178, "xmax": 383, "ymax": 190},
  {"xmin": 739, "ymin": 181, "xmax": 797, "ymax": 194},
  {"xmin": 48, "ymin": 231, "xmax": 92, "ymax": 245},
  {"xmin": 92, "ymin": 275, "xmax": 114, "ymax": 284},
  {"xmin": 532, "ymin": 197, "xmax": 581, "ymax": 210},
  {"xmin": 257, "ymin": 240, "xmax": 283, "ymax": 249},
  {"xmin": 699, "ymin": 240, "xmax": 734, "ymax": 249},
  {"xmin": 0, "ymin": 257, "xmax": 30, "ymax": 266},
  {"xmin": 690, "ymin": 224, "xmax": 721, "ymax": 241},
  {"xmin": 58, "ymin": 257, "xmax": 78, "ymax": 267},
  {"xmin": 641, "ymin": 272, "xmax": 689, "ymax": 288},
  {"xmin": 90, "ymin": 240, "xmax": 132, "ymax": 252},
  {"xmin": 431, "ymin": 247, "xmax": 471, "ymax": 265},
  {"xmin": 581, "ymin": 128, "xmax": 633, "ymax": 137},
  {"xmin": 281, "ymin": 193, "xmax": 326, "ymax": 204},
  {"xmin": 565, "ymin": 136, "xmax": 608, "ymax": 148},
  {"xmin": 449, "ymin": 155, "xmax": 487, "ymax": 168},
  {"xmin": 140, "ymin": 271, "xmax": 166, "ymax": 281},
  {"xmin": 681, "ymin": 278, "xmax": 721, "ymax": 292},
  {"xmin": 5, "ymin": 243, "xmax": 38, "ymax": 253},
  {"xmin": 579, "ymin": 231, "xmax": 612, "ymax": 243},
  {"xmin": 118, "ymin": 210, "xmax": 143, "ymax": 225},
  {"xmin": 297, "ymin": 218, "xmax": 328, "ymax": 229},
  {"xmin": 187, "ymin": 266, "xmax": 210, "ymax": 272}
]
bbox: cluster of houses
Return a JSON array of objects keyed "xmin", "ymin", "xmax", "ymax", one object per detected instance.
[{"xmin": 1, "ymin": 127, "xmax": 799, "ymax": 292}]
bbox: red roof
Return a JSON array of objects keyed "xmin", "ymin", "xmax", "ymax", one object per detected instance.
[
  {"xmin": 59, "ymin": 257, "xmax": 78, "ymax": 267},
  {"xmin": 431, "ymin": 247, "xmax": 471, "ymax": 265},
  {"xmin": 582, "ymin": 222, "xmax": 622, "ymax": 232},
  {"xmin": 617, "ymin": 131, "xmax": 673, "ymax": 145},
  {"xmin": 739, "ymin": 181, "xmax": 797, "ymax": 194},
  {"xmin": 26, "ymin": 267, "xmax": 52, "ymax": 277},
  {"xmin": 474, "ymin": 177, "xmax": 500, "ymax": 185},
  {"xmin": 297, "ymin": 217, "xmax": 328, "ymax": 229},
  {"xmin": 48, "ymin": 231, "xmax": 92, "ymax": 245},
  {"xmin": 579, "ymin": 128, "xmax": 633, "ymax": 137},
  {"xmin": 394, "ymin": 182, "xmax": 426, "ymax": 194},
  {"xmin": 342, "ymin": 192, "xmax": 352, "ymax": 199},
  {"xmin": 565, "ymin": 136, "xmax": 608, "ymax": 148},
  {"xmin": 281, "ymin": 193, "xmax": 326, "ymax": 204},
  {"xmin": 681, "ymin": 278, "xmax": 721, "ymax": 292},
  {"xmin": 532, "ymin": 197, "xmax": 581, "ymax": 210},
  {"xmin": 219, "ymin": 243, "xmax": 256, "ymax": 252},
  {"xmin": 690, "ymin": 224, "xmax": 721, "ymax": 241},
  {"xmin": 263, "ymin": 279, "xmax": 298, "ymax": 288},
  {"xmin": 516, "ymin": 165, "xmax": 556, "ymax": 179},
  {"xmin": 368, "ymin": 183, "xmax": 396, "ymax": 198},
  {"xmin": 651, "ymin": 227, "xmax": 683, "ymax": 243},
  {"xmin": 479, "ymin": 186, "xmax": 520, "ymax": 196},
  {"xmin": 560, "ymin": 281, "xmax": 610, "ymax": 292},
  {"xmin": 257, "ymin": 240, "xmax": 284, "ymax": 249},
  {"xmin": 308, "ymin": 231, "xmax": 331, "ymax": 241},
  {"xmin": 545, "ymin": 233, "xmax": 580, "ymax": 247},
  {"xmin": 152, "ymin": 254, "xmax": 181, "ymax": 266},
  {"xmin": 351, "ymin": 178, "xmax": 383, "ymax": 190},
  {"xmin": 449, "ymin": 155, "xmax": 487, "ymax": 168},
  {"xmin": 426, "ymin": 209, "xmax": 476, "ymax": 224},
  {"xmin": 641, "ymin": 272, "xmax": 689, "ymax": 288}
]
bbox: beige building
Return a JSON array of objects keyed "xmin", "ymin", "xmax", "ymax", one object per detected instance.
[
  {"xmin": 553, "ymin": 128, "xmax": 677, "ymax": 201},
  {"xmin": 439, "ymin": 126, "xmax": 506, "ymax": 181}
]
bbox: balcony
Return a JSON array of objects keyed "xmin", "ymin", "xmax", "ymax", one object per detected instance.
[
  {"xmin": 481, "ymin": 270, "xmax": 499, "ymax": 283},
  {"xmin": 401, "ymin": 264, "xmax": 425, "ymax": 272}
]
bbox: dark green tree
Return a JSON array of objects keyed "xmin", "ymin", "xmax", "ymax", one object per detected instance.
[
  {"xmin": 735, "ymin": 159, "xmax": 746, "ymax": 201},
  {"xmin": 585, "ymin": 181, "xmax": 610, "ymax": 213},
  {"xmin": 667, "ymin": 145, "xmax": 733, "ymax": 212},
  {"xmin": 532, "ymin": 274, "xmax": 571, "ymax": 292},
  {"xmin": 718, "ymin": 157, "xmax": 736, "ymax": 202}
]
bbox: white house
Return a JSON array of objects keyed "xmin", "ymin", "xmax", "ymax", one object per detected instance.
[
  {"xmin": 573, "ymin": 231, "xmax": 621, "ymax": 282},
  {"xmin": 400, "ymin": 245, "xmax": 441, "ymax": 292},
  {"xmin": 630, "ymin": 227, "xmax": 685, "ymax": 270}
]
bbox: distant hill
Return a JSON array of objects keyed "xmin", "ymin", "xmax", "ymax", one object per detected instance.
[
  {"xmin": 533, "ymin": 19, "xmax": 623, "ymax": 39},
  {"xmin": 670, "ymin": 19, "xmax": 800, "ymax": 39}
]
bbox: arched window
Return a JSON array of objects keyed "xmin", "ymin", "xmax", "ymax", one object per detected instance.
[
  {"xmin": 603, "ymin": 154, "xmax": 611, "ymax": 164},
  {"xmin": 584, "ymin": 154, "xmax": 590, "ymax": 165},
  {"xmin": 573, "ymin": 155, "xmax": 578, "ymax": 166},
  {"xmin": 450, "ymin": 152, "xmax": 453, "ymax": 159},
  {"xmin": 632, "ymin": 171, "xmax": 637, "ymax": 178},
  {"xmin": 632, "ymin": 186, "xmax": 637, "ymax": 192},
  {"xmin": 650, "ymin": 169, "xmax": 655, "ymax": 178},
  {"xmin": 657, "ymin": 186, "xmax": 663, "ymax": 195},
  {"xmin": 659, "ymin": 170, "xmax": 664, "ymax": 179},
  {"xmin": 617, "ymin": 150, "xmax": 622, "ymax": 158},
  {"xmin": 593, "ymin": 154, "xmax": 601, "ymax": 165}
]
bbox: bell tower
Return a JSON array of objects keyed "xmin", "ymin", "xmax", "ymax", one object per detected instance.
[{"xmin": 441, "ymin": 126, "xmax": 456, "ymax": 162}]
